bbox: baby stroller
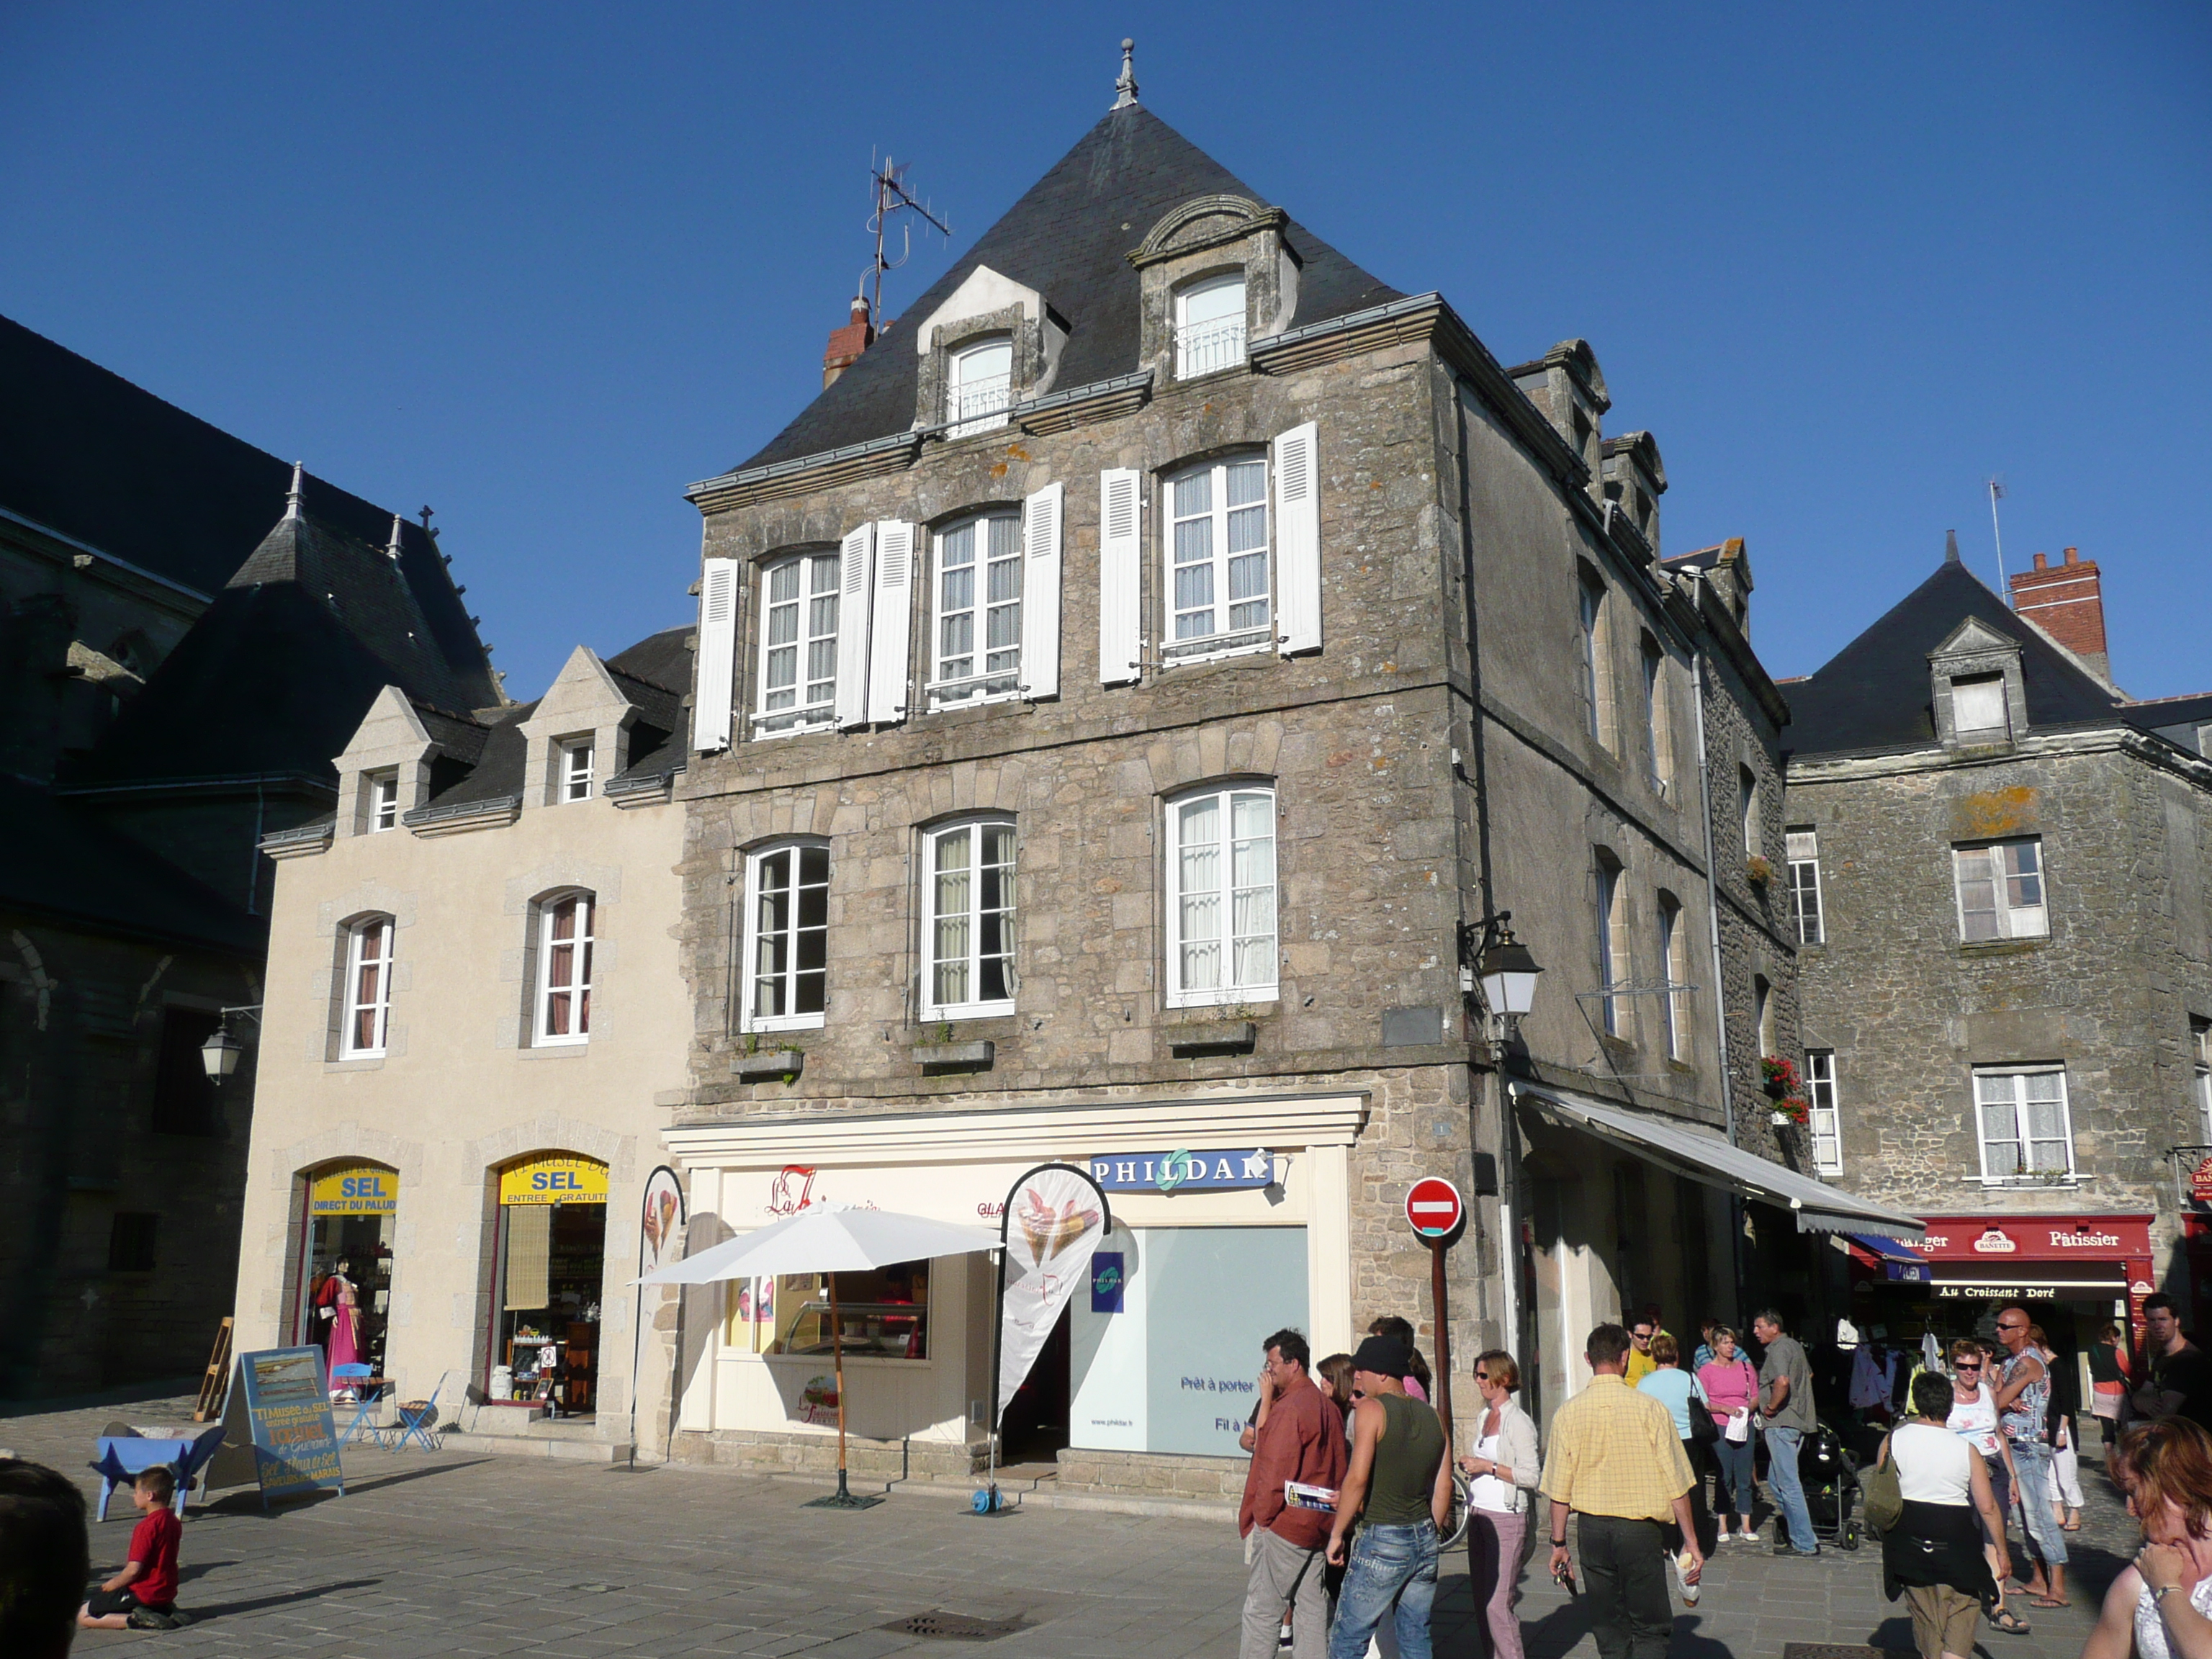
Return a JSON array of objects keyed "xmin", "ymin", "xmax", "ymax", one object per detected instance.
[{"xmin": 1798, "ymin": 1419, "xmax": 1865, "ymax": 1550}]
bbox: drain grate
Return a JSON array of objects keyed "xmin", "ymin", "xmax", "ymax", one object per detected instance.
[{"xmin": 882, "ymin": 1610, "xmax": 1024, "ymax": 1641}]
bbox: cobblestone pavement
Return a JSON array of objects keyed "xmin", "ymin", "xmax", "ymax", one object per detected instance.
[{"xmin": 4, "ymin": 1391, "xmax": 2127, "ymax": 1657}]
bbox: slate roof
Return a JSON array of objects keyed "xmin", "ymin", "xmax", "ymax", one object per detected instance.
[
  {"xmin": 65, "ymin": 505, "xmax": 500, "ymax": 790},
  {"xmin": 1785, "ymin": 555, "xmax": 2130, "ymax": 759},
  {"xmin": 0, "ymin": 315, "xmax": 483, "ymax": 657},
  {"xmin": 735, "ymin": 105, "xmax": 1401, "ymax": 472},
  {"xmin": 0, "ymin": 773, "xmax": 260, "ymax": 953},
  {"xmin": 398, "ymin": 626, "xmax": 692, "ymax": 814}
]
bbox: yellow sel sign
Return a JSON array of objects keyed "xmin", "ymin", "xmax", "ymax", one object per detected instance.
[
  {"xmin": 499, "ymin": 1154, "xmax": 609, "ymax": 1207},
  {"xmin": 310, "ymin": 1165, "xmax": 399, "ymax": 1216}
]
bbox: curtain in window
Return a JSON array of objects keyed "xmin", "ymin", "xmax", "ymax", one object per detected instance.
[
  {"xmin": 503, "ymin": 1204, "xmax": 552, "ymax": 1310},
  {"xmin": 1177, "ymin": 794, "xmax": 1222, "ymax": 989}
]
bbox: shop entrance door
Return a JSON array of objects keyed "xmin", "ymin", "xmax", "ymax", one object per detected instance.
[
  {"xmin": 1002, "ymin": 1305, "xmax": 1071, "ymax": 1464},
  {"xmin": 490, "ymin": 1155, "xmax": 608, "ymax": 1419},
  {"xmin": 294, "ymin": 1164, "xmax": 399, "ymax": 1377}
]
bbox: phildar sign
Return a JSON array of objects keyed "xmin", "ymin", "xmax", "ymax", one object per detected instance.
[{"xmin": 1088, "ymin": 1150, "xmax": 1274, "ymax": 1192}]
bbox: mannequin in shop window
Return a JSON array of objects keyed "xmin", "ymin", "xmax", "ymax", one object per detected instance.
[{"xmin": 316, "ymin": 1261, "xmax": 363, "ymax": 1373}]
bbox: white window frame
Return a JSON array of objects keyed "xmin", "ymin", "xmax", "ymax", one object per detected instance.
[
  {"xmin": 742, "ymin": 841, "xmax": 830, "ymax": 1033},
  {"xmin": 1596, "ymin": 858, "xmax": 1628, "ymax": 1037},
  {"xmin": 1786, "ymin": 828, "xmax": 1825, "ymax": 945},
  {"xmin": 927, "ymin": 511, "xmax": 1023, "ymax": 709},
  {"xmin": 1165, "ymin": 784, "xmax": 1279, "ymax": 1009},
  {"xmin": 559, "ymin": 738, "xmax": 594, "ymax": 803},
  {"xmin": 1806, "ymin": 1049, "xmax": 1843, "ymax": 1174},
  {"xmin": 946, "ymin": 336, "xmax": 1012, "ymax": 438},
  {"xmin": 1951, "ymin": 673, "xmax": 2010, "ymax": 741},
  {"xmin": 1642, "ymin": 644, "xmax": 1673, "ymax": 796},
  {"xmin": 534, "ymin": 893, "xmax": 593, "ymax": 1045},
  {"xmin": 368, "ymin": 770, "xmax": 399, "ymax": 832},
  {"xmin": 1164, "ymin": 454, "xmax": 1272, "ymax": 665},
  {"xmin": 1953, "ymin": 837, "xmax": 2048, "ymax": 942},
  {"xmin": 753, "ymin": 551, "xmax": 841, "ymax": 737},
  {"xmin": 2192, "ymin": 1018, "xmax": 2211, "ymax": 1142},
  {"xmin": 1658, "ymin": 892, "xmax": 1689, "ymax": 1060},
  {"xmin": 1174, "ymin": 272, "xmax": 1247, "ymax": 379},
  {"xmin": 1578, "ymin": 578, "xmax": 1614, "ymax": 748},
  {"xmin": 921, "ymin": 819, "xmax": 1017, "ymax": 1020},
  {"xmin": 1974, "ymin": 1065, "xmax": 2075, "ymax": 1183},
  {"xmin": 342, "ymin": 917, "xmax": 394, "ymax": 1058}
]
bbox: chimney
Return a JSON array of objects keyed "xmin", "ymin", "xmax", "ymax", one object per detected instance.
[
  {"xmin": 822, "ymin": 296, "xmax": 875, "ymax": 389},
  {"xmin": 2009, "ymin": 545, "xmax": 2110, "ymax": 680}
]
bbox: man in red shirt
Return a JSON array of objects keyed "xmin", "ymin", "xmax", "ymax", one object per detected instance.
[
  {"xmin": 79, "ymin": 1465, "xmax": 185, "ymax": 1631},
  {"xmin": 1238, "ymin": 1328, "xmax": 1347, "ymax": 1659}
]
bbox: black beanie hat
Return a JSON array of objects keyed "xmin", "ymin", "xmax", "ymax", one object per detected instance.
[{"xmin": 1351, "ymin": 1335, "xmax": 1410, "ymax": 1379}]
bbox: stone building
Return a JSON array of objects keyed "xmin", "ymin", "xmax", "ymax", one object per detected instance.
[
  {"xmin": 0, "ymin": 314, "xmax": 496, "ymax": 1395},
  {"xmin": 1784, "ymin": 535, "xmax": 2212, "ymax": 1355},
  {"xmin": 660, "ymin": 66, "xmax": 1912, "ymax": 1493},
  {"xmin": 228, "ymin": 629, "xmax": 693, "ymax": 1458}
]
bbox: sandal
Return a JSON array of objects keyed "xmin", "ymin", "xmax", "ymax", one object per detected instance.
[
  {"xmin": 1988, "ymin": 1609, "xmax": 2031, "ymax": 1636},
  {"xmin": 2063, "ymin": 1511, "xmax": 2082, "ymax": 1532},
  {"xmin": 2030, "ymin": 1596, "xmax": 2071, "ymax": 1609}
]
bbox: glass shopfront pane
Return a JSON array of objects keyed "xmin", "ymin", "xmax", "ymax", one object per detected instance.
[{"xmin": 768, "ymin": 1261, "xmax": 929, "ymax": 1360}]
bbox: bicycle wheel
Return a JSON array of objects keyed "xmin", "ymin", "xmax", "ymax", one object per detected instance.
[{"xmin": 1441, "ymin": 1467, "xmax": 1473, "ymax": 1550}]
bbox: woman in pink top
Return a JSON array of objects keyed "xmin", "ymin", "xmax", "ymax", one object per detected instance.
[{"xmin": 1697, "ymin": 1326, "xmax": 1763, "ymax": 1542}]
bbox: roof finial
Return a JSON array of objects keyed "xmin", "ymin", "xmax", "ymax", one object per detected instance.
[
  {"xmin": 1945, "ymin": 528, "xmax": 1960, "ymax": 565},
  {"xmin": 284, "ymin": 460, "xmax": 305, "ymax": 522},
  {"xmin": 1113, "ymin": 37, "xmax": 1138, "ymax": 109},
  {"xmin": 385, "ymin": 513, "xmax": 405, "ymax": 562}
]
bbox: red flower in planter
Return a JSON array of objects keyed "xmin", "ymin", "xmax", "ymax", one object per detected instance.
[{"xmin": 1760, "ymin": 1055, "xmax": 1802, "ymax": 1100}]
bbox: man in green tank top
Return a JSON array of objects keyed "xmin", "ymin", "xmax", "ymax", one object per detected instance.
[{"xmin": 1323, "ymin": 1336, "xmax": 1454, "ymax": 1659}]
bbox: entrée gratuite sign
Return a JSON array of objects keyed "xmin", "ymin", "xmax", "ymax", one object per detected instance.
[{"xmin": 1088, "ymin": 1150, "xmax": 1274, "ymax": 1194}]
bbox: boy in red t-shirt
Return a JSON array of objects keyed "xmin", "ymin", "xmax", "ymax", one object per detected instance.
[{"xmin": 79, "ymin": 1465, "xmax": 186, "ymax": 1630}]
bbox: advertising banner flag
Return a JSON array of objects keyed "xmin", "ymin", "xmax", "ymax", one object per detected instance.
[{"xmin": 993, "ymin": 1163, "xmax": 1111, "ymax": 1424}]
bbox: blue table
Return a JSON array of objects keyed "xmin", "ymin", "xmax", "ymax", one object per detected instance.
[{"xmin": 91, "ymin": 1426, "xmax": 228, "ymax": 1521}]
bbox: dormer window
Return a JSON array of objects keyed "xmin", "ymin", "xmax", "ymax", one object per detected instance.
[
  {"xmin": 559, "ymin": 738, "xmax": 594, "ymax": 802},
  {"xmin": 1951, "ymin": 673, "xmax": 2009, "ymax": 742},
  {"xmin": 947, "ymin": 336, "xmax": 1012, "ymax": 438},
  {"xmin": 368, "ymin": 770, "xmax": 399, "ymax": 832},
  {"xmin": 1175, "ymin": 274, "xmax": 1246, "ymax": 378}
]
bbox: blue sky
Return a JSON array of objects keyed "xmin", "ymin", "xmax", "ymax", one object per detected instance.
[{"xmin": 3, "ymin": 4, "xmax": 2206, "ymax": 701}]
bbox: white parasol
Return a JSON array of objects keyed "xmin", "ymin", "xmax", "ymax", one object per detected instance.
[{"xmin": 637, "ymin": 1203, "xmax": 999, "ymax": 1507}]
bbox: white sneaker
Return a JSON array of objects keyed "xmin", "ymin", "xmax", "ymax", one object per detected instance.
[{"xmin": 1740, "ymin": 1526, "xmax": 1759, "ymax": 1545}]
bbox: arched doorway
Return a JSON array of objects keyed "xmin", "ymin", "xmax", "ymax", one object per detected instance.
[
  {"xmin": 292, "ymin": 1161, "xmax": 400, "ymax": 1377},
  {"xmin": 487, "ymin": 1153, "xmax": 608, "ymax": 1418}
]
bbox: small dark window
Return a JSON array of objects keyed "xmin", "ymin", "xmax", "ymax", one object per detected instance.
[
  {"xmin": 109, "ymin": 1212, "xmax": 158, "ymax": 1272},
  {"xmin": 151, "ymin": 1008, "xmax": 224, "ymax": 1136}
]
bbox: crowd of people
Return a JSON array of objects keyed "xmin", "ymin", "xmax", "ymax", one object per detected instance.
[{"xmin": 1236, "ymin": 1295, "xmax": 2212, "ymax": 1659}]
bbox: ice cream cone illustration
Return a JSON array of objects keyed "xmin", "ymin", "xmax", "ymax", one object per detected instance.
[{"xmin": 1015, "ymin": 1187, "xmax": 1099, "ymax": 1266}]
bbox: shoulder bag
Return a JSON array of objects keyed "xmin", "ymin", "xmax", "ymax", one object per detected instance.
[
  {"xmin": 1688, "ymin": 1375, "xmax": 1720, "ymax": 1443},
  {"xmin": 1861, "ymin": 1435, "xmax": 1904, "ymax": 1535}
]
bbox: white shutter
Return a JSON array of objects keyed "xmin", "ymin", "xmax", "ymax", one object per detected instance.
[
  {"xmin": 1098, "ymin": 468, "xmax": 1143, "ymax": 686},
  {"xmin": 690, "ymin": 557, "xmax": 739, "ymax": 752},
  {"xmin": 833, "ymin": 522, "xmax": 875, "ymax": 729},
  {"xmin": 1020, "ymin": 482, "xmax": 1063, "ymax": 700},
  {"xmin": 866, "ymin": 519, "xmax": 915, "ymax": 725},
  {"xmin": 1273, "ymin": 421, "xmax": 1321, "ymax": 655}
]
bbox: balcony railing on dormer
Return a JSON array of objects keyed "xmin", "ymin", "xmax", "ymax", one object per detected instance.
[
  {"xmin": 948, "ymin": 374, "xmax": 1012, "ymax": 439},
  {"xmin": 1175, "ymin": 316, "xmax": 1247, "ymax": 379}
]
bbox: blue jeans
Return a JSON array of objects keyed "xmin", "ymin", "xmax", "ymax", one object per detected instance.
[
  {"xmin": 1710, "ymin": 1436, "xmax": 1756, "ymax": 1522},
  {"xmin": 1763, "ymin": 1424, "xmax": 1817, "ymax": 1552},
  {"xmin": 2007, "ymin": 1440, "xmax": 2069, "ymax": 1568},
  {"xmin": 1326, "ymin": 1521, "xmax": 1439, "ymax": 1659}
]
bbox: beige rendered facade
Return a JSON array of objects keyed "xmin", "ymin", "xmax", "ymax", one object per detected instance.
[{"xmin": 229, "ymin": 640, "xmax": 691, "ymax": 1455}]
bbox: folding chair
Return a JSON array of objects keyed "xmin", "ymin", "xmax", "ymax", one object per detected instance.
[
  {"xmin": 375, "ymin": 1373, "xmax": 446, "ymax": 1452},
  {"xmin": 330, "ymin": 1363, "xmax": 386, "ymax": 1447}
]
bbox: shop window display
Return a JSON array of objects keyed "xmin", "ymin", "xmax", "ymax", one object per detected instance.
[
  {"xmin": 295, "ymin": 1163, "xmax": 398, "ymax": 1380},
  {"xmin": 490, "ymin": 1154, "xmax": 608, "ymax": 1417},
  {"xmin": 765, "ymin": 1262, "xmax": 928, "ymax": 1361}
]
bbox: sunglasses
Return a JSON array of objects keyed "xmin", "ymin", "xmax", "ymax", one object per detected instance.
[
  {"xmin": 1474, "ymin": 1372, "xmax": 1490, "ymax": 1382},
  {"xmin": 1955, "ymin": 1363, "xmax": 1982, "ymax": 1372}
]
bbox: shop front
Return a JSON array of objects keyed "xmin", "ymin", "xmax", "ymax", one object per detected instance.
[
  {"xmin": 292, "ymin": 1161, "xmax": 399, "ymax": 1376},
  {"xmin": 487, "ymin": 1153, "xmax": 609, "ymax": 1418},
  {"xmin": 662, "ymin": 1092, "xmax": 1362, "ymax": 1483},
  {"xmin": 1854, "ymin": 1213, "xmax": 2156, "ymax": 1364}
]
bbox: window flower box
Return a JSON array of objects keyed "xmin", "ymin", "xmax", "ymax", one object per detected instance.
[
  {"xmin": 734, "ymin": 1048, "xmax": 804, "ymax": 1084},
  {"xmin": 1745, "ymin": 855, "xmax": 1774, "ymax": 887},
  {"xmin": 915, "ymin": 1039, "xmax": 994, "ymax": 1075}
]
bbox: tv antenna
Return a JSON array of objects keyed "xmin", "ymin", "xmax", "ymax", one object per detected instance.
[
  {"xmin": 861, "ymin": 151, "xmax": 950, "ymax": 333},
  {"xmin": 1987, "ymin": 477, "xmax": 2008, "ymax": 605}
]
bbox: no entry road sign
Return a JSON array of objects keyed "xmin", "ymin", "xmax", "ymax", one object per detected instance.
[{"xmin": 1405, "ymin": 1177, "xmax": 1463, "ymax": 1238}]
